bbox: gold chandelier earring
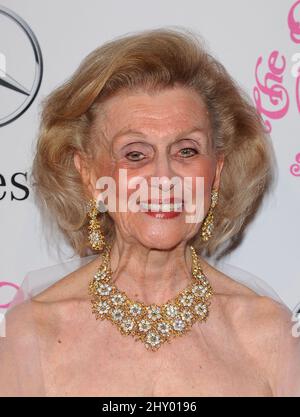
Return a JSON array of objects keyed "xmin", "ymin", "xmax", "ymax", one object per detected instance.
[
  {"xmin": 87, "ymin": 199, "xmax": 106, "ymax": 251},
  {"xmin": 200, "ymin": 188, "xmax": 219, "ymax": 242}
]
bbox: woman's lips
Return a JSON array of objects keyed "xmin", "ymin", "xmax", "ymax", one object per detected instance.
[
  {"xmin": 139, "ymin": 200, "xmax": 183, "ymax": 219},
  {"xmin": 144, "ymin": 211, "xmax": 181, "ymax": 219},
  {"xmin": 139, "ymin": 201, "xmax": 183, "ymax": 212}
]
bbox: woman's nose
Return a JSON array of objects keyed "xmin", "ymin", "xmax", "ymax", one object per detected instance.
[
  {"xmin": 150, "ymin": 153, "xmax": 176, "ymax": 191},
  {"xmin": 153, "ymin": 152, "xmax": 172, "ymax": 176}
]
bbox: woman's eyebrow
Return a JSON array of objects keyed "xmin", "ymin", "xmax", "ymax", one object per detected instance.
[
  {"xmin": 173, "ymin": 127, "xmax": 210, "ymax": 149},
  {"xmin": 177, "ymin": 125, "xmax": 208, "ymax": 137},
  {"xmin": 113, "ymin": 124, "xmax": 208, "ymax": 141},
  {"xmin": 112, "ymin": 128, "xmax": 146, "ymax": 142}
]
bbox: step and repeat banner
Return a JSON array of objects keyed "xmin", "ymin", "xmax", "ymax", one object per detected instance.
[{"xmin": 0, "ymin": 0, "xmax": 299, "ymax": 316}]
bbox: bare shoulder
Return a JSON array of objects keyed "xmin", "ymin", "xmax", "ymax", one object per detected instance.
[
  {"xmin": 201, "ymin": 257, "xmax": 289, "ymax": 319},
  {"xmin": 2, "ymin": 256, "xmax": 100, "ymax": 343},
  {"xmin": 209, "ymin": 268, "xmax": 300, "ymax": 396},
  {"xmin": 203, "ymin": 259, "xmax": 292, "ymax": 358},
  {"xmin": 2, "ymin": 301, "xmax": 33, "ymax": 337},
  {"xmin": 32, "ymin": 255, "xmax": 100, "ymax": 304},
  {"xmin": 0, "ymin": 300, "xmax": 42, "ymax": 360}
]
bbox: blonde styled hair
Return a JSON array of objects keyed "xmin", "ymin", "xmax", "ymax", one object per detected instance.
[{"xmin": 31, "ymin": 27, "xmax": 276, "ymax": 258}]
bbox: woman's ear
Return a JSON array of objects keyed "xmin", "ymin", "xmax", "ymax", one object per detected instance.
[
  {"xmin": 213, "ymin": 153, "xmax": 225, "ymax": 190},
  {"xmin": 74, "ymin": 152, "xmax": 97, "ymax": 198}
]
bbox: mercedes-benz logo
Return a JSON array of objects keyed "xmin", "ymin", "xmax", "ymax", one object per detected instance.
[{"xmin": 0, "ymin": 6, "xmax": 43, "ymax": 127}]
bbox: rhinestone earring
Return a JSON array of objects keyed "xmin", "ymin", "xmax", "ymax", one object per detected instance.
[
  {"xmin": 87, "ymin": 199, "xmax": 106, "ymax": 251},
  {"xmin": 200, "ymin": 188, "xmax": 219, "ymax": 242}
]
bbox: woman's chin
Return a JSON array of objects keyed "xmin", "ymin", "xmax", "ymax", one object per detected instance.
[
  {"xmin": 134, "ymin": 228, "xmax": 187, "ymax": 251},
  {"xmin": 139, "ymin": 238, "xmax": 184, "ymax": 251},
  {"xmin": 118, "ymin": 213, "xmax": 194, "ymax": 250}
]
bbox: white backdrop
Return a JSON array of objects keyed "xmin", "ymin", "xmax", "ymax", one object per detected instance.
[{"xmin": 0, "ymin": 0, "xmax": 299, "ymax": 313}]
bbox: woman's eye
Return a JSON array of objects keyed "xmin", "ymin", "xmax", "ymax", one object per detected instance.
[
  {"xmin": 178, "ymin": 148, "xmax": 198, "ymax": 158},
  {"xmin": 125, "ymin": 151, "xmax": 145, "ymax": 161}
]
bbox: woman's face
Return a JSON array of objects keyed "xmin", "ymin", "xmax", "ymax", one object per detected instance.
[{"xmin": 84, "ymin": 86, "xmax": 224, "ymax": 250}]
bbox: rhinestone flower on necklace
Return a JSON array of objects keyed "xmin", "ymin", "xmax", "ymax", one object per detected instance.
[{"xmin": 88, "ymin": 245, "xmax": 213, "ymax": 351}]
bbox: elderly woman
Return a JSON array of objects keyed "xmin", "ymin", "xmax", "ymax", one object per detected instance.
[{"xmin": 1, "ymin": 28, "xmax": 299, "ymax": 397}]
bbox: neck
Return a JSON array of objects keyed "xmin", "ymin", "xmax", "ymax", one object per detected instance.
[{"xmin": 109, "ymin": 237, "xmax": 195, "ymax": 305}]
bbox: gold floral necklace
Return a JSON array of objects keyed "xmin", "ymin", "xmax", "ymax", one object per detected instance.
[{"xmin": 89, "ymin": 245, "xmax": 213, "ymax": 351}]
